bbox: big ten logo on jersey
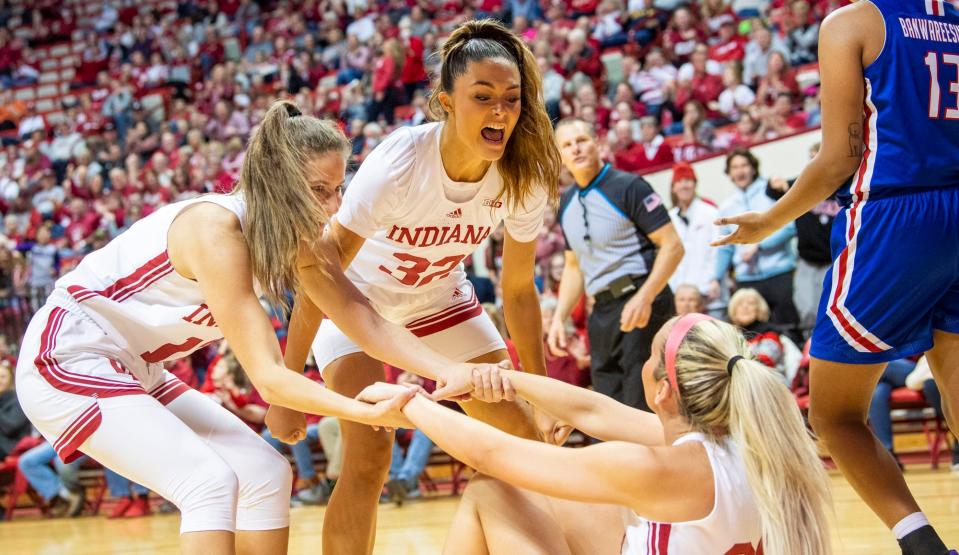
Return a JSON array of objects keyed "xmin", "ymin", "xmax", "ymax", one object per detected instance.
[
  {"xmin": 182, "ymin": 304, "xmax": 217, "ymax": 327},
  {"xmin": 724, "ymin": 541, "xmax": 763, "ymax": 555},
  {"xmin": 483, "ymin": 198, "xmax": 503, "ymax": 208}
]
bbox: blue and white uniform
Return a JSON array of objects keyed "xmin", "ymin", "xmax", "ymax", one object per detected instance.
[{"xmin": 811, "ymin": 0, "xmax": 959, "ymax": 363}]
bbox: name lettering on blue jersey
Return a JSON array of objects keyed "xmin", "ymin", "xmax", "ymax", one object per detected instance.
[{"xmin": 899, "ymin": 17, "xmax": 959, "ymax": 43}]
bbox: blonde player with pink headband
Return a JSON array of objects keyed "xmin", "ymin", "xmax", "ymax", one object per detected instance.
[{"xmin": 359, "ymin": 314, "xmax": 833, "ymax": 554}]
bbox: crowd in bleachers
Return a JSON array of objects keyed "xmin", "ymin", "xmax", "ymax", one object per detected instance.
[{"xmin": 1, "ymin": 0, "xmax": 956, "ymax": 523}]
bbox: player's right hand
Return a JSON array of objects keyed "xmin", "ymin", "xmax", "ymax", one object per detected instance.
[
  {"xmin": 432, "ymin": 363, "xmax": 514, "ymax": 403},
  {"xmin": 356, "ymin": 383, "xmax": 419, "ymax": 431},
  {"xmin": 265, "ymin": 405, "xmax": 308, "ymax": 445},
  {"xmin": 712, "ymin": 211, "xmax": 778, "ymax": 246},
  {"xmin": 546, "ymin": 318, "xmax": 569, "ymax": 356}
]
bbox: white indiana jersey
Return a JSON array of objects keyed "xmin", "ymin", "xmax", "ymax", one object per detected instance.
[
  {"xmin": 50, "ymin": 194, "xmax": 250, "ymax": 365},
  {"xmin": 336, "ymin": 122, "xmax": 547, "ymax": 321},
  {"xmin": 622, "ymin": 433, "xmax": 763, "ymax": 555}
]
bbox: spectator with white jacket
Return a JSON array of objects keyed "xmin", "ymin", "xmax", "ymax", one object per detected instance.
[{"xmin": 667, "ymin": 162, "xmax": 726, "ymax": 317}]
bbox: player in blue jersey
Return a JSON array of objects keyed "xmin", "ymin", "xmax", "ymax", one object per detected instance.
[{"xmin": 715, "ymin": 2, "xmax": 959, "ymax": 554}]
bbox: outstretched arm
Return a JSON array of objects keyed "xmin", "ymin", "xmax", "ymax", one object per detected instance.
[
  {"xmin": 400, "ymin": 393, "xmax": 674, "ymax": 513},
  {"xmin": 713, "ymin": 4, "xmax": 875, "ymax": 246},
  {"xmin": 500, "ymin": 370, "xmax": 664, "ymax": 445},
  {"xmin": 170, "ymin": 205, "xmax": 413, "ymax": 428}
]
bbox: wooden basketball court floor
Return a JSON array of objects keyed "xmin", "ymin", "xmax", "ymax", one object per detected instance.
[{"xmin": 2, "ymin": 468, "xmax": 957, "ymax": 554}]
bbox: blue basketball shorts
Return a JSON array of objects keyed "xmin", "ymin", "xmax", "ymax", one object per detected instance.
[{"xmin": 810, "ymin": 187, "xmax": 959, "ymax": 364}]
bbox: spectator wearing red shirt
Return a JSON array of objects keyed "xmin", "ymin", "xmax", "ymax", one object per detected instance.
[
  {"xmin": 612, "ymin": 120, "xmax": 649, "ymax": 173},
  {"xmin": 399, "ymin": 23, "xmax": 427, "ymax": 100},
  {"xmin": 201, "ymin": 349, "xmax": 269, "ymax": 432},
  {"xmin": 708, "ymin": 20, "xmax": 746, "ymax": 62},
  {"xmin": 755, "ymin": 51, "xmax": 799, "ymax": 106},
  {"xmin": 754, "ymin": 93, "xmax": 807, "ymax": 141},
  {"xmin": 662, "ymin": 7, "xmax": 706, "ymax": 65},
  {"xmin": 369, "ymin": 39, "xmax": 404, "ymax": 126},
  {"xmin": 568, "ymin": 0, "xmax": 599, "ymax": 18},
  {"xmin": 197, "ymin": 25, "xmax": 226, "ymax": 74},
  {"xmin": 558, "ymin": 28, "xmax": 602, "ymax": 80},
  {"xmin": 0, "ymin": 30, "xmax": 21, "ymax": 77},
  {"xmin": 632, "ymin": 115, "xmax": 674, "ymax": 170},
  {"xmin": 674, "ymin": 44, "xmax": 724, "ymax": 117}
]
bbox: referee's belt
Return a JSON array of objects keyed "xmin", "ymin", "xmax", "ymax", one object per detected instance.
[{"xmin": 593, "ymin": 274, "xmax": 648, "ymax": 305}]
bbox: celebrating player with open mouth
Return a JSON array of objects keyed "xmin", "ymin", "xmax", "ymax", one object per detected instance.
[{"xmin": 269, "ymin": 18, "xmax": 566, "ymax": 555}]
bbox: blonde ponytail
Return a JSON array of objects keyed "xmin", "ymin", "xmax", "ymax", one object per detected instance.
[
  {"xmin": 237, "ymin": 99, "xmax": 350, "ymax": 310},
  {"xmin": 728, "ymin": 357, "xmax": 832, "ymax": 555},
  {"xmin": 660, "ymin": 317, "xmax": 832, "ymax": 555}
]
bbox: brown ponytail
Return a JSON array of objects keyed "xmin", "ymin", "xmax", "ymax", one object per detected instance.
[{"xmin": 236, "ymin": 99, "xmax": 350, "ymax": 310}]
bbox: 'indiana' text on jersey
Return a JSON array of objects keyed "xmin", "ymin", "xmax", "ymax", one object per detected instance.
[{"xmin": 385, "ymin": 224, "xmax": 492, "ymax": 248}]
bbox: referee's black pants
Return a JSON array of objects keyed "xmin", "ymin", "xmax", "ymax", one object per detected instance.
[{"xmin": 587, "ymin": 287, "xmax": 674, "ymax": 412}]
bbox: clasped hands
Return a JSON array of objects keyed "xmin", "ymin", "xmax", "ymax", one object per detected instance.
[{"xmin": 354, "ymin": 361, "xmax": 519, "ymax": 430}]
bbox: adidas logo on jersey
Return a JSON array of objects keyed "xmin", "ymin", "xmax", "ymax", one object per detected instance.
[
  {"xmin": 452, "ymin": 288, "xmax": 465, "ymax": 300},
  {"xmin": 482, "ymin": 198, "xmax": 503, "ymax": 208},
  {"xmin": 446, "ymin": 208, "xmax": 462, "ymax": 219}
]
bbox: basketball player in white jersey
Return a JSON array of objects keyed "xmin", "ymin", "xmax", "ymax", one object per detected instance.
[
  {"xmin": 14, "ymin": 100, "xmax": 510, "ymax": 555},
  {"xmin": 267, "ymin": 19, "xmax": 566, "ymax": 554},
  {"xmin": 361, "ymin": 314, "xmax": 833, "ymax": 555}
]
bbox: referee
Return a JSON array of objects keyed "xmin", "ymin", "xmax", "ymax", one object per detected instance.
[{"xmin": 548, "ymin": 119, "xmax": 684, "ymax": 411}]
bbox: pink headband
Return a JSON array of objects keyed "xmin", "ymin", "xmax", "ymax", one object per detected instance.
[{"xmin": 664, "ymin": 313, "xmax": 715, "ymax": 400}]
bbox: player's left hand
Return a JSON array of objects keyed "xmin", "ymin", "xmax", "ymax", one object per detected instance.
[
  {"xmin": 712, "ymin": 211, "xmax": 778, "ymax": 245},
  {"xmin": 620, "ymin": 293, "xmax": 653, "ymax": 332},
  {"xmin": 265, "ymin": 405, "xmax": 308, "ymax": 445}
]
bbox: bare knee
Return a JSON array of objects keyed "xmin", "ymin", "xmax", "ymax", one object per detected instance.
[
  {"xmin": 341, "ymin": 425, "xmax": 393, "ymax": 479},
  {"xmin": 462, "ymin": 474, "xmax": 519, "ymax": 505}
]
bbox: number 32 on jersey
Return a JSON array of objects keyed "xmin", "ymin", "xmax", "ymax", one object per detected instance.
[{"xmin": 379, "ymin": 253, "xmax": 466, "ymax": 287}]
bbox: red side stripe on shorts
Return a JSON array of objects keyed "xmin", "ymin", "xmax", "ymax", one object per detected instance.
[
  {"xmin": 406, "ymin": 296, "xmax": 483, "ymax": 337},
  {"xmin": 149, "ymin": 378, "xmax": 192, "ymax": 406},
  {"xmin": 68, "ymin": 252, "xmax": 173, "ymax": 304},
  {"xmin": 404, "ymin": 293, "xmax": 477, "ymax": 328},
  {"xmin": 825, "ymin": 84, "xmax": 891, "ymax": 354},
  {"xmin": 34, "ymin": 308, "xmax": 145, "ymax": 396},
  {"xmin": 657, "ymin": 523, "xmax": 671, "ymax": 554},
  {"xmin": 52, "ymin": 403, "xmax": 101, "ymax": 463}
]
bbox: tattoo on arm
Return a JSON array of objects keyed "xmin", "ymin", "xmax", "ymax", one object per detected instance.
[{"xmin": 847, "ymin": 123, "xmax": 863, "ymax": 157}]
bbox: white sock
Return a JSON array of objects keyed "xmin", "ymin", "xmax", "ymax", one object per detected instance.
[{"xmin": 893, "ymin": 512, "xmax": 930, "ymax": 540}]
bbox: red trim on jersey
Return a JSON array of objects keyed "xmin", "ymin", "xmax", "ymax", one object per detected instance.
[
  {"xmin": 34, "ymin": 308, "xmax": 146, "ymax": 396},
  {"xmin": 647, "ymin": 523, "xmax": 654, "ymax": 553},
  {"xmin": 68, "ymin": 252, "xmax": 174, "ymax": 304},
  {"xmin": 406, "ymin": 294, "xmax": 483, "ymax": 337},
  {"xmin": 657, "ymin": 523, "xmax": 672, "ymax": 554},
  {"xmin": 827, "ymin": 101, "xmax": 885, "ymax": 353},
  {"xmin": 52, "ymin": 403, "xmax": 102, "ymax": 463},
  {"xmin": 149, "ymin": 378, "xmax": 192, "ymax": 405}
]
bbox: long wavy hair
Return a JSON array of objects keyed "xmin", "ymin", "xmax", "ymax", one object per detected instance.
[{"xmin": 428, "ymin": 19, "xmax": 561, "ymax": 209}]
